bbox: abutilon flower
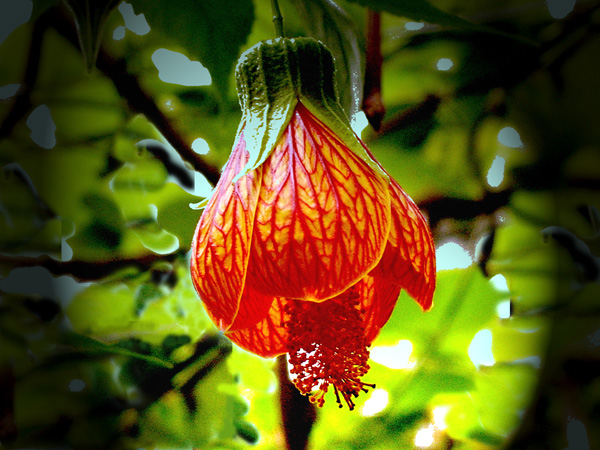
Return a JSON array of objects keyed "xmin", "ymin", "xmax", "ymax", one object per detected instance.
[{"xmin": 191, "ymin": 38, "xmax": 436, "ymax": 410}]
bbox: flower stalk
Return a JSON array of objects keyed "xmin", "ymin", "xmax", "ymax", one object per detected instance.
[{"xmin": 270, "ymin": 0, "xmax": 285, "ymax": 38}]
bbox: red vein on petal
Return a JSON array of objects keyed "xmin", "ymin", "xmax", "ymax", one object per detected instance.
[
  {"xmin": 246, "ymin": 104, "xmax": 391, "ymax": 301},
  {"xmin": 191, "ymin": 134, "xmax": 263, "ymax": 330},
  {"xmin": 371, "ymin": 177, "xmax": 436, "ymax": 311},
  {"xmin": 226, "ymin": 297, "xmax": 290, "ymax": 357}
]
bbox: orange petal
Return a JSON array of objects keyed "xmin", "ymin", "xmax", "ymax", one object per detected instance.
[
  {"xmin": 371, "ymin": 178, "xmax": 436, "ymax": 311},
  {"xmin": 190, "ymin": 134, "xmax": 263, "ymax": 331},
  {"xmin": 228, "ymin": 284, "xmax": 276, "ymax": 331},
  {"xmin": 245, "ymin": 104, "xmax": 391, "ymax": 301},
  {"xmin": 226, "ymin": 297, "xmax": 291, "ymax": 358},
  {"xmin": 227, "ymin": 275, "xmax": 401, "ymax": 356},
  {"xmin": 353, "ymin": 275, "xmax": 403, "ymax": 344}
]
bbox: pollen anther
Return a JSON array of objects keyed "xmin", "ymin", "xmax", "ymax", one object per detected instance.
[{"xmin": 285, "ymin": 285, "xmax": 375, "ymax": 410}]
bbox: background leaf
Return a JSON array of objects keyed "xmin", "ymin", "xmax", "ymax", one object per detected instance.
[
  {"xmin": 130, "ymin": 0, "xmax": 254, "ymax": 98},
  {"xmin": 1, "ymin": 0, "xmax": 597, "ymax": 448},
  {"xmin": 291, "ymin": 0, "xmax": 364, "ymax": 119},
  {"xmin": 347, "ymin": 0, "xmax": 490, "ymax": 32}
]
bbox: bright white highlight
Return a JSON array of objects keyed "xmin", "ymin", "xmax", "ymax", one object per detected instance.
[
  {"xmin": 486, "ymin": 155, "xmax": 505, "ymax": 187},
  {"xmin": 113, "ymin": 26, "xmax": 126, "ymax": 40},
  {"xmin": 415, "ymin": 424, "xmax": 435, "ymax": 448},
  {"xmin": 26, "ymin": 105, "xmax": 56, "ymax": 149},
  {"xmin": 69, "ymin": 379, "xmax": 86, "ymax": 392},
  {"xmin": 0, "ymin": 84, "xmax": 20, "ymax": 99},
  {"xmin": 436, "ymin": 242, "xmax": 473, "ymax": 271},
  {"xmin": 514, "ymin": 356, "xmax": 542, "ymax": 369},
  {"xmin": 118, "ymin": 2, "xmax": 150, "ymax": 35},
  {"xmin": 565, "ymin": 417, "xmax": 590, "ymax": 450},
  {"xmin": 371, "ymin": 340, "xmax": 414, "ymax": 369},
  {"xmin": 405, "ymin": 22, "xmax": 424, "ymax": 31},
  {"xmin": 436, "ymin": 58, "xmax": 454, "ymax": 71},
  {"xmin": 351, "ymin": 111, "xmax": 369, "ymax": 135},
  {"xmin": 547, "ymin": 0, "xmax": 576, "ymax": 19},
  {"xmin": 498, "ymin": 126, "xmax": 524, "ymax": 148},
  {"xmin": 361, "ymin": 389, "xmax": 389, "ymax": 416},
  {"xmin": 152, "ymin": 49, "xmax": 212, "ymax": 86},
  {"xmin": 192, "ymin": 137, "xmax": 210, "ymax": 155},
  {"xmin": 469, "ymin": 329, "xmax": 495, "ymax": 368},
  {"xmin": 432, "ymin": 406, "xmax": 450, "ymax": 430},
  {"xmin": 194, "ymin": 173, "xmax": 213, "ymax": 198},
  {"xmin": 490, "ymin": 274, "xmax": 510, "ymax": 293},
  {"xmin": 0, "ymin": 0, "xmax": 32, "ymax": 44},
  {"xmin": 496, "ymin": 300, "xmax": 512, "ymax": 319}
]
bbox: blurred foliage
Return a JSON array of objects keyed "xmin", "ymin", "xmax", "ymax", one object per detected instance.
[{"xmin": 1, "ymin": 0, "xmax": 599, "ymax": 449}]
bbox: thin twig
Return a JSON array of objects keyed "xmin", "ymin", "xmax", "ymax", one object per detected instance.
[
  {"xmin": 0, "ymin": 251, "xmax": 183, "ymax": 282},
  {"xmin": 270, "ymin": 0, "xmax": 285, "ymax": 38}
]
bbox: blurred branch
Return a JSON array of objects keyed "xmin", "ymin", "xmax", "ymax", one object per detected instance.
[
  {"xmin": 419, "ymin": 189, "xmax": 513, "ymax": 229},
  {"xmin": 276, "ymin": 355, "xmax": 317, "ymax": 450},
  {"xmin": 176, "ymin": 334, "xmax": 232, "ymax": 412},
  {"xmin": 541, "ymin": 2, "xmax": 600, "ymax": 85},
  {"xmin": 0, "ymin": 10, "xmax": 50, "ymax": 141},
  {"xmin": 362, "ymin": 10, "xmax": 385, "ymax": 131},
  {"xmin": 0, "ymin": 251, "xmax": 183, "ymax": 282},
  {"xmin": 365, "ymin": 94, "xmax": 442, "ymax": 139},
  {"xmin": 48, "ymin": 7, "xmax": 222, "ymax": 186},
  {"xmin": 0, "ymin": 365, "xmax": 17, "ymax": 441}
]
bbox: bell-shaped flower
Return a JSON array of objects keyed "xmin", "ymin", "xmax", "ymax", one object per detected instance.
[{"xmin": 191, "ymin": 38, "xmax": 435, "ymax": 409}]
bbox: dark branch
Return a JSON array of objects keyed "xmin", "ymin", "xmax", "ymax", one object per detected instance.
[
  {"xmin": 367, "ymin": 94, "xmax": 442, "ymax": 139},
  {"xmin": 276, "ymin": 355, "xmax": 316, "ymax": 450},
  {"xmin": 362, "ymin": 10, "xmax": 385, "ymax": 131},
  {"xmin": 0, "ymin": 252, "xmax": 183, "ymax": 282},
  {"xmin": 419, "ymin": 189, "xmax": 514, "ymax": 229}
]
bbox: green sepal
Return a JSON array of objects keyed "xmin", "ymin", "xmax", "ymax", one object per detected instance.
[{"xmin": 233, "ymin": 37, "xmax": 387, "ymax": 181}]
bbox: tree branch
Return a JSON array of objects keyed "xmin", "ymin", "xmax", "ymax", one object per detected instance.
[
  {"xmin": 419, "ymin": 189, "xmax": 514, "ymax": 229},
  {"xmin": 0, "ymin": 251, "xmax": 183, "ymax": 282},
  {"xmin": 362, "ymin": 9, "xmax": 385, "ymax": 131},
  {"xmin": 276, "ymin": 355, "xmax": 316, "ymax": 450},
  {"xmin": 48, "ymin": 7, "xmax": 222, "ymax": 186}
]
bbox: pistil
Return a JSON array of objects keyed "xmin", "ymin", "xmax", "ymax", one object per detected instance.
[{"xmin": 285, "ymin": 285, "xmax": 375, "ymax": 410}]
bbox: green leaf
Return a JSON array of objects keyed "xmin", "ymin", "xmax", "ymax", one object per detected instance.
[
  {"xmin": 61, "ymin": 332, "xmax": 174, "ymax": 368},
  {"xmin": 131, "ymin": 0, "xmax": 254, "ymax": 98},
  {"xmin": 235, "ymin": 419, "xmax": 260, "ymax": 444},
  {"xmin": 345, "ymin": 0, "xmax": 485, "ymax": 32},
  {"xmin": 291, "ymin": 0, "xmax": 364, "ymax": 119}
]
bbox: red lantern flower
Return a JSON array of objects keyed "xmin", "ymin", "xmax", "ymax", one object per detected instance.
[{"xmin": 191, "ymin": 38, "xmax": 435, "ymax": 410}]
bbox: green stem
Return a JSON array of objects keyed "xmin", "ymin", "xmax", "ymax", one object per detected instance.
[{"xmin": 270, "ymin": 0, "xmax": 285, "ymax": 37}]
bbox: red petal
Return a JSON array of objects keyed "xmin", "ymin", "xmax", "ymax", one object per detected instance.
[
  {"xmin": 190, "ymin": 135, "xmax": 263, "ymax": 331},
  {"xmin": 371, "ymin": 178, "xmax": 436, "ymax": 311},
  {"xmin": 226, "ymin": 275, "xmax": 401, "ymax": 356},
  {"xmin": 353, "ymin": 275, "xmax": 402, "ymax": 344},
  {"xmin": 226, "ymin": 297, "xmax": 291, "ymax": 357},
  {"xmin": 245, "ymin": 104, "xmax": 391, "ymax": 301},
  {"xmin": 228, "ymin": 284, "xmax": 275, "ymax": 331}
]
